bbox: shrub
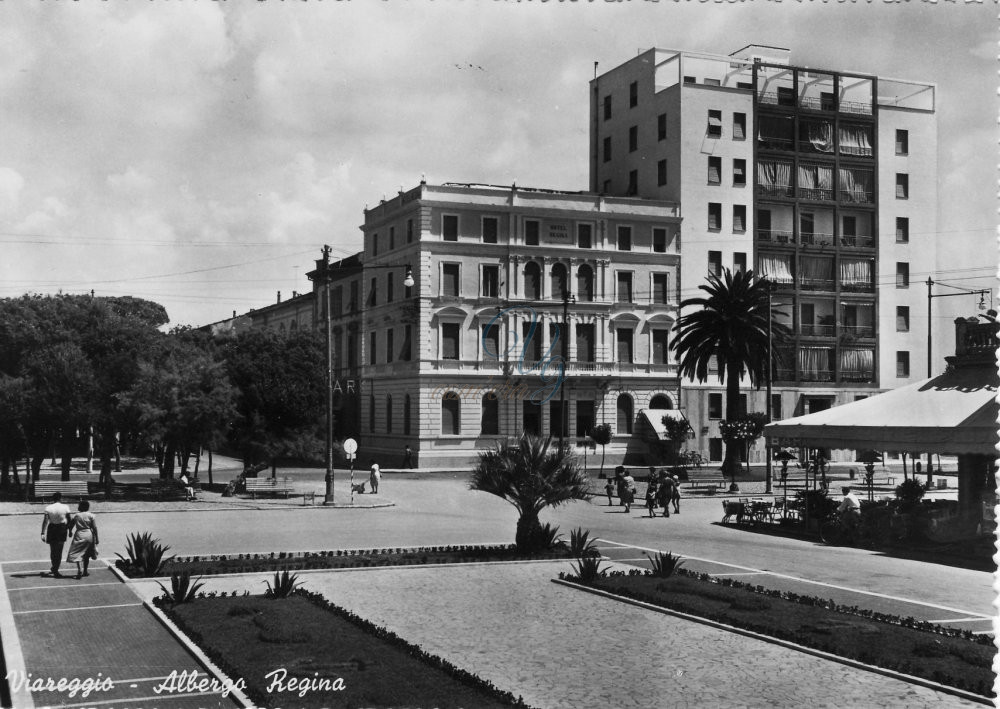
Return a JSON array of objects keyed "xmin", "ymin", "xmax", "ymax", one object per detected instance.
[
  {"xmin": 572, "ymin": 555, "xmax": 606, "ymax": 583},
  {"xmin": 895, "ymin": 478, "xmax": 926, "ymax": 512},
  {"xmin": 116, "ymin": 532, "xmax": 173, "ymax": 577},
  {"xmin": 264, "ymin": 571, "xmax": 301, "ymax": 599},
  {"xmin": 569, "ymin": 527, "xmax": 599, "ymax": 558},
  {"xmin": 645, "ymin": 551, "xmax": 684, "ymax": 578},
  {"xmin": 156, "ymin": 571, "xmax": 205, "ymax": 604},
  {"xmin": 533, "ymin": 522, "xmax": 563, "ymax": 551}
]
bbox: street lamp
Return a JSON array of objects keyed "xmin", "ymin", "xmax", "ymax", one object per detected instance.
[
  {"xmin": 925, "ymin": 278, "xmax": 991, "ymax": 377},
  {"xmin": 309, "ymin": 247, "xmax": 415, "ymax": 505}
]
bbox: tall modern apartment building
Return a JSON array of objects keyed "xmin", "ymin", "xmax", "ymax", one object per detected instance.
[{"xmin": 591, "ymin": 45, "xmax": 937, "ymax": 462}]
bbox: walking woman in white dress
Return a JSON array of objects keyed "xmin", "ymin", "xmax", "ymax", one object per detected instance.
[{"xmin": 66, "ymin": 500, "xmax": 99, "ymax": 579}]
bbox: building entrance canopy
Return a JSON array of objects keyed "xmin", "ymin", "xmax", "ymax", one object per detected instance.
[{"xmin": 764, "ymin": 365, "xmax": 998, "ymax": 455}]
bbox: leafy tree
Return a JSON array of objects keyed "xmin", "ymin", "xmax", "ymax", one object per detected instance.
[
  {"xmin": 661, "ymin": 415, "xmax": 693, "ymax": 466},
  {"xmin": 587, "ymin": 423, "xmax": 613, "ymax": 478},
  {"xmin": 671, "ymin": 269, "xmax": 788, "ymax": 480},
  {"xmin": 470, "ymin": 434, "xmax": 590, "ymax": 552},
  {"xmin": 719, "ymin": 412, "xmax": 769, "ymax": 483},
  {"xmin": 222, "ymin": 329, "xmax": 326, "ymax": 472}
]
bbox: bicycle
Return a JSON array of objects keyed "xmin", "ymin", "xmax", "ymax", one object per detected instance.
[
  {"xmin": 821, "ymin": 510, "xmax": 905, "ymax": 549},
  {"xmin": 820, "ymin": 511, "xmax": 867, "ymax": 547}
]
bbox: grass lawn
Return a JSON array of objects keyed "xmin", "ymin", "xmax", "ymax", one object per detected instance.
[
  {"xmin": 167, "ymin": 593, "xmax": 531, "ymax": 709},
  {"xmin": 576, "ymin": 571, "xmax": 994, "ymax": 698}
]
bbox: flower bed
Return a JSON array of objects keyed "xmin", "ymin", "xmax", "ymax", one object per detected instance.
[
  {"xmin": 118, "ymin": 544, "xmax": 572, "ymax": 578},
  {"xmin": 157, "ymin": 591, "xmax": 534, "ymax": 708},
  {"xmin": 559, "ymin": 568, "xmax": 995, "ymax": 699}
]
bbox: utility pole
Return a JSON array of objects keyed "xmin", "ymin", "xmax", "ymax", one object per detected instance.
[
  {"xmin": 559, "ymin": 284, "xmax": 574, "ymax": 451},
  {"xmin": 765, "ymin": 278, "xmax": 773, "ymax": 495},
  {"xmin": 314, "ymin": 245, "xmax": 335, "ymax": 505}
]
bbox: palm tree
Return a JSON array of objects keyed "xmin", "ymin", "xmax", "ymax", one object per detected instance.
[
  {"xmin": 671, "ymin": 269, "xmax": 788, "ymax": 482},
  {"xmin": 471, "ymin": 434, "xmax": 590, "ymax": 552}
]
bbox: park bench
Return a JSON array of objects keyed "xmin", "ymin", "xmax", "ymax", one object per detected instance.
[
  {"xmin": 149, "ymin": 477, "xmax": 196, "ymax": 501},
  {"xmin": 33, "ymin": 480, "xmax": 89, "ymax": 501},
  {"xmin": 245, "ymin": 476, "xmax": 295, "ymax": 499}
]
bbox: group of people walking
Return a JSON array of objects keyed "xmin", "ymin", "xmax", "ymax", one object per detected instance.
[
  {"xmin": 605, "ymin": 466, "xmax": 681, "ymax": 517},
  {"xmin": 41, "ymin": 492, "xmax": 99, "ymax": 579}
]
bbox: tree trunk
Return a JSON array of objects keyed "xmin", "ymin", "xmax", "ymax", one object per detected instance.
[
  {"xmin": 193, "ymin": 447, "xmax": 201, "ymax": 477},
  {"xmin": 207, "ymin": 448, "xmax": 214, "ymax": 486},
  {"xmin": 113, "ymin": 432, "xmax": 122, "ymax": 473},
  {"xmin": 600, "ymin": 446, "xmax": 606, "ymax": 478},
  {"xmin": 722, "ymin": 362, "xmax": 743, "ymax": 483},
  {"xmin": 515, "ymin": 508, "xmax": 541, "ymax": 552},
  {"xmin": 162, "ymin": 442, "xmax": 176, "ymax": 479},
  {"xmin": 60, "ymin": 428, "xmax": 73, "ymax": 481}
]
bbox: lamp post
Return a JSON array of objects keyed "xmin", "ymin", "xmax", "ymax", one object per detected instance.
[
  {"xmin": 309, "ymin": 247, "xmax": 414, "ymax": 506},
  {"xmin": 559, "ymin": 284, "xmax": 575, "ymax": 451},
  {"xmin": 925, "ymin": 278, "xmax": 991, "ymax": 377},
  {"xmin": 764, "ymin": 278, "xmax": 773, "ymax": 495}
]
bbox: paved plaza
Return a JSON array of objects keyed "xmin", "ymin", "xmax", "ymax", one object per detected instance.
[{"xmin": 0, "ymin": 468, "xmax": 993, "ymax": 708}]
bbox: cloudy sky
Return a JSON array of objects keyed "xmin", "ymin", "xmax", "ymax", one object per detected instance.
[{"xmin": 0, "ymin": 1, "xmax": 995, "ymax": 328}]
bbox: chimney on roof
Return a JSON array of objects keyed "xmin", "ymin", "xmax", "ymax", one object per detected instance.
[
  {"xmin": 292, "ymin": 291, "xmax": 298, "ymax": 298},
  {"xmin": 233, "ymin": 310, "xmax": 236, "ymax": 319},
  {"xmin": 277, "ymin": 291, "xmax": 282, "ymax": 303}
]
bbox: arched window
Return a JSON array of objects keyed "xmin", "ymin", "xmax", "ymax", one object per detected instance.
[
  {"xmin": 403, "ymin": 394, "xmax": 412, "ymax": 435},
  {"xmin": 369, "ymin": 395, "xmax": 376, "ymax": 432},
  {"xmin": 481, "ymin": 393, "xmax": 499, "ymax": 435},
  {"xmin": 577, "ymin": 264, "xmax": 594, "ymax": 302},
  {"xmin": 550, "ymin": 263, "xmax": 568, "ymax": 300},
  {"xmin": 441, "ymin": 394, "xmax": 460, "ymax": 435},
  {"xmin": 524, "ymin": 262, "xmax": 541, "ymax": 300},
  {"xmin": 650, "ymin": 394, "xmax": 673, "ymax": 409},
  {"xmin": 386, "ymin": 395, "xmax": 393, "ymax": 434},
  {"xmin": 616, "ymin": 394, "xmax": 634, "ymax": 435}
]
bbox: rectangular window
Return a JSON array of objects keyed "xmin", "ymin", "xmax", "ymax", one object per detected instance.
[
  {"xmin": 628, "ymin": 125, "xmax": 638, "ymax": 152},
  {"xmin": 733, "ymin": 252, "xmax": 747, "ymax": 274},
  {"xmin": 443, "ymin": 214, "xmax": 458, "ymax": 241},
  {"xmin": 407, "ymin": 218, "xmax": 414, "ymax": 243},
  {"xmin": 896, "ymin": 262, "xmax": 909, "ymax": 289},
  {"xmin": 708, "ymin": 156, "xmax": 721, "ymax": 185},
  {"xmin": 683, "ymin": 75, "xmax": 696, "ymax": 84},
  {"xmin": 709, "ymin": 437, "xmax": 723, "ymax": 462},
  {"xmin": 602, "ymin": 136, "xmax": 611, "ymax": 163},
  {"xmin": 895, "ymin": 129, "xmax": 909, "ymax": 155},
  {"xmin": 369, "ymin": 277, "xmax": 377, "ymax": 306},
  {"xmin": 372, "ymin": 233, "xmax": 378, "ymax": 256},
  {"xmin": 389, "ymin": 226, "xmax": 395, "ymax": 250},
  {"xmin": 482, "ymin": 217, "xmax": 498, "ymax": 244},
  {"xmin": 387, "ymin": 273, "xmax": 394, "ymax": 303},
  {"xmin": 402, "ymin": 324, "xmax": 412, "ymax": 361},
  {"xmin": 482, "ymin": 324, "xmax": 500, "ymax": 359},
  {"xmin": 896, "ymin": 351, "xmax": 910, "ymax": 378},
  {"xmin": 800, "ymin": 212, "xmax": 815, "ymax": 240},
  {"xmin": 386, "ymin": 329, "xmax": 394, "ymax": 363},
  {"xmin": 733, "ymin": 159, "xmax": 746, "ymax": 186},
  {"xmin": 708, "ymin": 393, "xmax": 723, "ymax": 419},
  {"xmin": 896, "ymin": 217, "xmax": 909, "ymax": 243},
  {"xmin": 603, "ymin": 94, "xmax": 612, "ymax": 120},
  {"xmin": 369, "ymin": 331, "xmax": 377, "ymax": 365},
  {"xmin": 331, "ymin": 286, "xmax": 343, "ymax": 315},
  {"xmin": 629, "ymin": 81, "xmax": 638, "ymax": 108},
  {"xmin": 576, "ymin": 323, "xmax": 595, "ymax": 362},
  {"xmin": 617, "ymin": 225, "xmax": 632, "ymax": 251},
  {"xmin": 616, "ymin": 272, "xmax": 633, "ymax": 303},
  {"xmin": 349, "ymin": 281, "xmax": 359, "ymax": 313},
  {"xmin": 525, "ymin": 220, "xmax": 540, "ymax": 246},
  {"xmin": 708, "ymin": 203, "xmax": 722, "ymax": 231},
  {"xmin": 442, "ymin": 263, "xmax": 460, "ymax": 296},
  {"xmin": 652, "ymin": 273, "xmax": 669, "ymax": 304},
  {"xmin": 616, "ymin": 328, "xmax": 634, "ymax": 363},
  {"xmin": 522, "ymin": 321, "xmax": 542, "ymax": 363},
  {"xmin": 602, "ymin": 179, "xmax": 611, "ymax": 194},
  {"xmin": 707, "ymin": 109, "xmax": 722, "ymax": 137},
  {"xmin": 549, "ymin": 401, "xmax": 566, "ymax": 438},
  {"xmin": 843, "ymin": 216, "xmax": 857, "ymax": 238},
  {"xmin": 575, "ymin": 400, "xmax": 595, "ymax": 438},
  {"xmin": 577, "ymin": 223, "xmax": 592, "ymax": 249},
  {"xmin": 896, "ymin": 306, "xmax": 910, "ymax": 332},
  {"xmin": 441, "ymin": 323, "xmax": 460, "ymax": 360},
  {"xmin": 733, "ymin": 205, "xmax": 746, "ymax": 233},
  {"xmin": 657, "ymin": 159, "xmax": 667, "ymax": 186},
  {"xmin": 482, "ymin": 265, "xmax": 499, "ymax": 298},
  {"xmin": 627, "ymin": 170, "xmax": 638, "ymax": 196},
  {"xmin": 733, "ymin": 112, "xmax": 746, "ymax": 140},
  {"xmin": 652, "ymin": 227, "xmax": 667, "ymax": 253},
  {"xmin": 657, "ymin": 113, "xmax": 667, "ymax": 140},
  {"xmin": 771, "ymin": 394, "xmax": 782, "ymax": 420},
  {"xmin": 652, "ymin": 329, "xmax": 669, "ymax": 364},
  {"xmin": 708, "ymin": 250, "xmax": 722, "ymax": 277},
  {"xmin": 896, "ymin": 173, "xmax": 909, "ymax": 199},
  {"xmin": 777, "ymin": 86, "xmax": 795, "ymax": 106}
]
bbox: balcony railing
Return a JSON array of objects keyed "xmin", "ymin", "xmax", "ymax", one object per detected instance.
[
  {"xmin": 800, "ymin": 369, "xmax": 834, "ymax": 382},
  {"xmin": 840, "ymin": 325, "xmax": 876, "ymax": 339},
  {"xmin": 840, "ymin": 235, "xmax": 875, "ymax": 248},
  {"xmin": 838, "ymin": 189, "xmax": 873, "ymax": 204},
  {"xmin": 773, "ymin": 367, "xmax": 796, "ymax": 381},
  {"xmin": 798, "ymin": 188, "xmax": 835, "ymax": 201},
  {"xmin": 840, "ymin": 369, "xmax": 875, "ymax": 382},
  {"xmin": 799, "ymin": 279, "xmax": 836, "ymax": 292},
  {"xmin": 800, "ymin": 324, "xmax": 835, "ymax": 337},
  {"xmin": 839, "ymin": 100, "xmax": 873, "ymax": 116},
  {"xmin": 758, "ymin": 137, "xmax": 795, "ymax": 151},
  {"xmin": 798, "ymin": 232, "xmax": 834, "ymax": 246},
  {"xmin": 756, "ymin": 229, "xmax": 795, "ymax": 244},
  {"xmin": 757, "ymin": 183, "xmax": 794, "ymax": 199},
  {"xmin": 840, "ymin": 281, "xmax": 875, "ymax": 293},
  {"xmin": 799, "ymin": 96, "xmax": 838, "ymax": 112},
  {"xmin": 839, "ymin": 146, "xmax": 873, "ymax": 158}
]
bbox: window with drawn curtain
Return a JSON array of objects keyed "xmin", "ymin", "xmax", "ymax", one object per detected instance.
[
  {"xmin": 839, "ymin": 124, "xmax": 873, "ymax": 157},
  {"xmin": 758, "ymin": 254, "xmax": 793, "ymax": 284},
  {"xmin": 840, "ymin": 259, "xmax": 873, "ymax": 290},
  {"xmin": 838, "ymin": 168, "xmax": 873, "ymax": 203},
  {"xmin": 757, "ymin": 160, "xmax": 793, "ymax": 198},
  {"xmin": 798, "ymin": 347, "xmax": 833, "ymax": 381},
  {"xmin": 800, "ymin": 121, "xmax": 833, "ymax": 153},
  {"xmin": 797, "ymin": 164, "xmax": 833, "ymax": 200},
  {"xmin": 839, "ymin": 348, "xmax": 874, "ymax": 381},
  {"xmin": 799, "ymin": 256, "xmax": 834, "ymax": 289}
]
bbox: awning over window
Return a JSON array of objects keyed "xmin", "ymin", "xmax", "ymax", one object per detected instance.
[{"xmin": 640, "ymin": 409, "xmax": 689, "ymax": 442}]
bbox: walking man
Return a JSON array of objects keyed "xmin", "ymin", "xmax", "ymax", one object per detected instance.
[
  {"xmin": 41, "ymin": 492, "xmax": 71, "ymax": 578},
  {"xmin": 403, "ymin": 445, "xmax": 414, "ymax": 470}
]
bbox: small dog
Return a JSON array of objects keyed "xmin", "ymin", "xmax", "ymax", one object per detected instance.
[{"xmin": 351, "ymin": 482, "xmax": 367, "ymax": 494}]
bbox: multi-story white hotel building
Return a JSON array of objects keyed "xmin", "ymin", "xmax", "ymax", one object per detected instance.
[
  {"xmin": 590, "ymin": 45, "xmax": 937, "ymax": 462},
  {"xmin": 357, "ymin": 182, "xmax": 682, "ymax": 467}
]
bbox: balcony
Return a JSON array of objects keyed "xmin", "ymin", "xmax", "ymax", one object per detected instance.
[
  {"xmin": 840, "ymin": 235, "xmax": 875, "ymax": 249},
  {"xmin": 799, "ymin": 278, "xmax": 836, "ymax": 292},
  {"xmin": 839, "ymin": 99, "xmax": 872, "ymax": 116},
  {"xmin": 800, "ymin": 324, "xmax": 835, "ymax": 337},
  {"xmin": 798, "ymin": 95, "xmax": 838, "ymax": 112},
  {"xmin": 800, "ymin": 369, "xmax": 834, "ymax": 382},
  {"xmin": 838, "ymin": 189, "xmax": 873, "ymax": 205},
  {"xmin": 840, "ymin": 280, "xmax": 875, "ymax": 294},
  {"xmin": 798, "ymin": 232, "xmax": 834, "ymax": 247},
  {"xmin": 756, "ymin": 229, "xmax": 795, "ymax": 245},
  {"xmin": 840, "ymin": 369, "xmax": 875, "ymax": 382},
  {"xmin": 757, "ymin": 136, "xmax": 795, "ymax": 151},
  {"xmin": 797, "ymin": 188, "xmax": 835, "ymax": 202},
  {"xmin": 757, "ymin": 183, "xmax": 794, "ymax": 199},
  {"xmin": 840, "ymin": 325, "xmax": 876, "ymax": 339}
]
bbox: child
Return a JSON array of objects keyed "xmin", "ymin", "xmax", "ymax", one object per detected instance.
[
  {"xmin": 645, "ymin": 481, "xmax": 659, "ymax": 518},
  {"xmin": 604, "ymin": 478, "xmax": 615, "ymax": 506}
]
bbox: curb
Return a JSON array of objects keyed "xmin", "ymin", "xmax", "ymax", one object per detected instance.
[
  {"xmin": 0, "ymin": 500, "xmax": 397, "ymax": 517},
  {"xmin": 0, "ymin": 562, "xmax": 34, "ymax": 709},
  {"xmin": 552, "ymin": 578, "xmax": 993, "ymax": 706}
]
